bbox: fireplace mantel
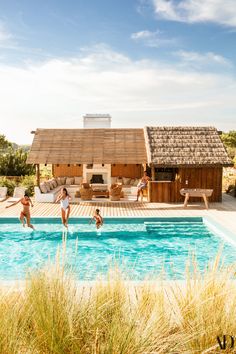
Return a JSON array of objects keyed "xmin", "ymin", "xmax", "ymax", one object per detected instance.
[{"xmin": 83, "ymin": 164, "xmax": 111, "ymax": 185}]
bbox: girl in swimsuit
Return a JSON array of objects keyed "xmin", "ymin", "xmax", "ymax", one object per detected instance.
[
  {"xmin": 56, "ymin": 188, "xmax": 71, "ymax": 228},
  {"xmin": 6, "ymin": 192, "xmax": 35, "ymax": 229},
  {"xmin": 91, "ymin": 209, "xmax": 103, "ymax": 229}
]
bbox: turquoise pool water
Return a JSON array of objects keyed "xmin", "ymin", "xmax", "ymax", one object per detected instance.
[{"xmin": 0, "ymin": 217, "xmax": 235, "ymax": 280}]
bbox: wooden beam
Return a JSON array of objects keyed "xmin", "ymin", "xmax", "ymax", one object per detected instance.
[
  {"xmin": 36, "ymin": 164, "xmax": 40, "ymax": 186},
  {"xmin": 151, "ymin": 165, "xmax": 155, "ymax": 181}
]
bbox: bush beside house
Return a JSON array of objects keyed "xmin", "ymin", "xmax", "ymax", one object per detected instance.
[{"xmin": 0, "ymin": 134, "xmax": 35, "ymax": 196}]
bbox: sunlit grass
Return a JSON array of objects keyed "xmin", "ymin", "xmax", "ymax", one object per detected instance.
[{"xmin": 0, "ymin": 250, "xmax": 236, "ymax": 353}]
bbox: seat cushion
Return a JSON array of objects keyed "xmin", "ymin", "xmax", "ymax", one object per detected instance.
[
  {"xmin": 58, "ymin": 177, "xmax": 66, "ymax": 185},
  {"xmin": 40, "ymin": 183, "xmax": 48, "ymax": 194},
  {"xmin": 133, "ymin": 179, "xmax": 140, "ymax": 186},
  {"xmin": 66, "ymin": 177, "xmax": 74, "ymax": 185},
  {"xmin": 74, "ymin": 176, "xmax": 82, "ymax": 185},
  {"xmin": 123, "ymin": 177, "xmax": 131, "ymax": 185},
  {"xmin": 53, "ymin": 185, "xmax": 63, "ymax": 194},
  {"xmin": 111, "ymin": 177, "xmax": 117, "ymax": 184}
]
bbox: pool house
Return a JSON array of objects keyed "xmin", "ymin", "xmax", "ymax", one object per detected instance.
[{"xmin": 27, "ymin": 126, "xmax": 233, "ymax": 203}]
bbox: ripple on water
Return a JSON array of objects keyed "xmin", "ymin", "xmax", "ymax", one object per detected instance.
[{"xmin": 0, "ymin": 222, "xmax": 235, "ymax": 280}]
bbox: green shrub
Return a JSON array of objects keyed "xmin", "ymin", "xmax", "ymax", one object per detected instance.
[
  {"xmin": 0, "ymin": 148, "xmax": 35, "ymax": 176},
  {"xmin": 0, "ymin": 177, "xmax": 17, "ymax": 196},
  {"xmin": 0, "ymin": 175, "xmax": 35, "ymax": 196},
  {"xmin": 20, "ymin": 175, "xmax": 36, "ymax": 197},
  {"xmin": 40, "ymin": 165, "xmax": 52, "ymax": 179}
]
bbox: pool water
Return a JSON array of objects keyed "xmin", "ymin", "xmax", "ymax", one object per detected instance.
[{"xmin": 0, "ymin": 217, "xmax": 235, "ymax": 280}]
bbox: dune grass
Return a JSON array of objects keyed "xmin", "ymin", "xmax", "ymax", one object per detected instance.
[{"xmin": 0, "ymin": 254, "xmax": 236, "ymax": 353}]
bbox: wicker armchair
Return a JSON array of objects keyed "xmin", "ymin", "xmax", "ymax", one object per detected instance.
[
  {"xmin": 109, "ymin": 183, "xmax": 122, "ymax": 201},
  {"xmin": 79, "ymin": 183, "xmax": 93, "ymax": 201}
]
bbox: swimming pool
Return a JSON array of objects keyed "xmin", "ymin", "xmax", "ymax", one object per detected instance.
[{"xmin": 0, "ymin": 217, "xmax": 235, "ymax": 281}]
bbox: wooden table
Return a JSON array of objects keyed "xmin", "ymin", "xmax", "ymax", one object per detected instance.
[
  {"xmin": 180, "ymin": 188, "xmax": 213, "ymax": 209},
  {"xmin": 91, "ymin": 184, "xmax": 109, "ymax": 198},
  {"xmin": 92, "ymin": 190, "xmax": 109, "ymax": 198}
]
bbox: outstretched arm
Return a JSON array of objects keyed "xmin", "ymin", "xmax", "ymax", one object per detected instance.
[
  {"xmin": 29, "ymin": 197, "xmax": 34, "ymax": 207},
  {"xmin": 55, "ymin": 194, "xmax": 62, "ymax": 203},
  {"xmin": 5, "ymin": 198, "xmax": 21, "ymax": 209}
]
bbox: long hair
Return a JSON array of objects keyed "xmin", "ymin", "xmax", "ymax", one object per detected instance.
[{"xmin": 62, "ymin": 188, "xmax": 68, "ymax": 196}]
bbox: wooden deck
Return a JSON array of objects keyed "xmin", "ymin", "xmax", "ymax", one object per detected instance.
[{"xmin": 0, "ymin": 193, "xmax": 236, "ymax": 236}]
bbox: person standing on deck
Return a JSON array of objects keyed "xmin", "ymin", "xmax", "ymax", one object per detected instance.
[{"xmin": 136, "ymin": 171, "xmax": 150, "ymax": 201}]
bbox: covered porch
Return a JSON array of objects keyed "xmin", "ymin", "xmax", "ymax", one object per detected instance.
[{"xmin": 27, "ymin": 128, "xmax": 147, "ymax": 202}]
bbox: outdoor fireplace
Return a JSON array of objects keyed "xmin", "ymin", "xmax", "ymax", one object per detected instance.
[
  {"xmin": 90, "ymin": 174, "xmax": 104, "ymax": 184},
  {"xmin": 83, "ymin": 164, "xmax": 111, "ymax": 185}
]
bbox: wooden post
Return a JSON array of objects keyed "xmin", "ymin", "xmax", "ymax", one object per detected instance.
[
  {"xmin": 36, "ymin": 164, "xmax": 40, "ymax": 186},
  {"xmin": 151, "ymin": 165, "xmax": 155, "ymax": 181},
  {"xmin": 148, "ymin": 181, "xmax": 152, "ymax": 202}
]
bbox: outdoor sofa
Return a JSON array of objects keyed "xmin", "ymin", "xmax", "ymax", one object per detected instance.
[
  {"xmin": 34, "ymin": 176, "xmax": 141, "ymax": 203},
  {"xmin": 110, "ymin": 176, "xmax": 139, "ymax": 199},
  {"xmin": 34, "ymin": 177, "xmax": 83, "ymax": 203}
]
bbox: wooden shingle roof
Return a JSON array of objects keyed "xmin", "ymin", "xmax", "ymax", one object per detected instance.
[
  {"xmin": 27, "ymin": 128, "xmax": 147, "ymax": 164},
  {"xmin": 144, "ymin": 126, "xmax": 233, "ymax": 167}
]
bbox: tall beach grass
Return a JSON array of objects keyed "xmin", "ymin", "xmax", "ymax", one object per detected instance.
[{"xmin": 0, "ymin": 253, "xmax": 236, "ymax": 353}]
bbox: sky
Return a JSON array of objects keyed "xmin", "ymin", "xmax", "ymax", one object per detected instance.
[{"xmin": 0, "ymin": 0, "xmax": 236, "ymax": 144}]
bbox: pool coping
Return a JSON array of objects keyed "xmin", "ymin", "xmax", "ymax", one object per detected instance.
[{"xmin": 0, "ymin": 215, "xmax": 203, "ymax": 223}]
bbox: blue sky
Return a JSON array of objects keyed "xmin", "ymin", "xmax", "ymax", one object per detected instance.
[{"xmin": 0, "ymin": 0, "xmax": 236, "ymax": 143}]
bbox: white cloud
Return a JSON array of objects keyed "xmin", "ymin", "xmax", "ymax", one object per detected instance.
[
  {"xmin": 175, "ymin": 50, "xmax": 232, "ymax": 67},
  {"xmin": 131, "ymin": 29, "xmax": 177, "ymax": 47},
  {"xmin": 0, "ymin": 44, "xmax": 235, "ymax": 144},
  {"xmin": 0, "ymin": 22, "xmax": 12, "ymax": 43},
  {"xmin": 152, "ymin": 0, "xmax": 236, "ymax": 27},
  {"xmin": 131, "ymin": 30, "xmax": 153, "ymax": 40}
]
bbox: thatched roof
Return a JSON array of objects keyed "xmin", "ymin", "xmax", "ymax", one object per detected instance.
[
  {"xmin": 27, "ymin": 126, "xmax": 232, "ymax": 167},
  {"xmin": 144, "ymin": 126, "xmax": 233, "ymax": 167},
  {"xmin": 27, "ymin": 128, "xmax": 147, "ymax": 164}
]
